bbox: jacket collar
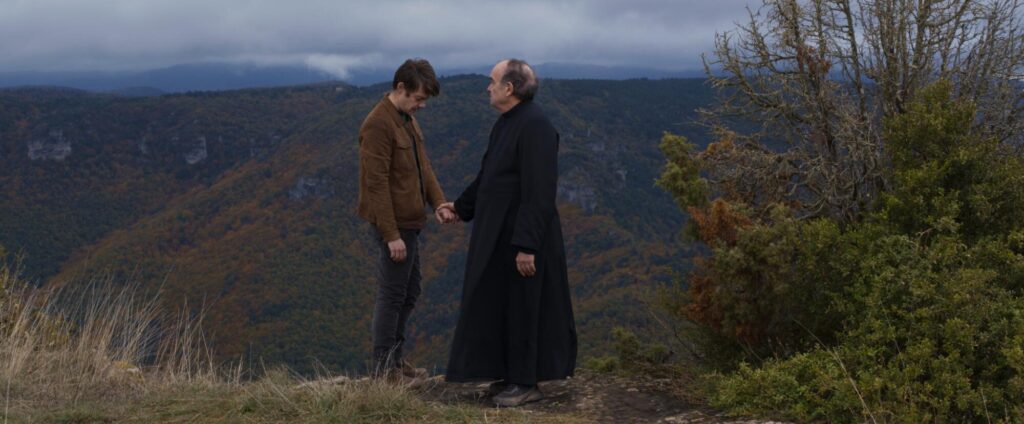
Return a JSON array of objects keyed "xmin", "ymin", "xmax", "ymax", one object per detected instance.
[{"xmin": 379, "ymin": 94, "xmax": 413, "ymax": 128}]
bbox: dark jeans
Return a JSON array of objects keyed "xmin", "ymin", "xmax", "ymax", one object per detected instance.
[{"xmin": 371, "ymin": 227, "xmax": 421, "ymax": 373}]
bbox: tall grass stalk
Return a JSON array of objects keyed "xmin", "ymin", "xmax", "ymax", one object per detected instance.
[{"xmin": 0, "ymin": 265, "xmax": 215, "ymax": 414}]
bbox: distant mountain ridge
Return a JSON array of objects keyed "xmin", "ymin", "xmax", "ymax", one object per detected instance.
[
  {"xmin": 0, "ymin": 62, "xmax": 706, "ymax": 93},
  {"xmin": 0, "ymin": 76, "xmax": 714, "ymax": 373}
]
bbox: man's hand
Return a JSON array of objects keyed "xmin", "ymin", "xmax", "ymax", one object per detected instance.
[
  {"xmin": 516, "ymin": 252, "xmax": 536, "ymax": 277},
  {"xmin": 388, "ymin": 238, "xmax": 407, "ymax": 262},
  {"xmin": 435, "ymin": 204, "xmax": 458, "ymax": 224},
  {"xmin": 436, "ymin": 202, "xmax": 460, "ymax": 224}
]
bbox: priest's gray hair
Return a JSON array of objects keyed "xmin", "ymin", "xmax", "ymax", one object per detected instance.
[{"xmin": 501, "ymin": 58, "xmax": 538, "ymax": 102}]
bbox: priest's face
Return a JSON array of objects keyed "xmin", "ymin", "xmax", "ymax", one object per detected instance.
[{"xmin": 487, "ymin": 61, "xmax": 515, "ymax": 112}]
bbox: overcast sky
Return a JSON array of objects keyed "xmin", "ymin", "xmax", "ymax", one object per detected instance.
[{"xmin": 0, "ymin": 0, "xmax": 760, "ymax": 79}]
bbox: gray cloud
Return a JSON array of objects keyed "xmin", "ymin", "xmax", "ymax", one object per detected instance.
[{"xmin": 0, "ymin": 0, "xmax": 759, "ymax": 77}]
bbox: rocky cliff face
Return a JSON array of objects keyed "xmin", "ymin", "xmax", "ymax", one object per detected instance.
[
  {"xmin": 289, "ymin": 175, "xmax": 333, "ymax": 200},
  {"xmin": 28, "ymin": 130, "xmax": 72, "ymax": 161},
  {"xmin": 184, "ymin": 136, "xmax": 208, "ymax": 164}
]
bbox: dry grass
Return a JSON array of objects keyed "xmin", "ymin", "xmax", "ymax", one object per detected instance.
[
  {"xmin": 0, "ymin": 266, "xmax": 583, "ymax": 423},
  {"xmin": 0, "ymin": 264, "xmax": 222, "ymax": 421}
]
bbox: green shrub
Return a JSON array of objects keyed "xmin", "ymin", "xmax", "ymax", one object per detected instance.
[
  {"xmin": 670, "ymin": 82, "xmax": 1024, "ymax": 422},
  {"xmin": 709, "ymin": 351, "xmax": 859, "ymax": 422},
  {"xmin": 584, "ymin": 327, "xmax": 674, "ymax": 375},
  {"xmin": 714, "ymin": 232, "xmax": 1024, "ymax": 422}
]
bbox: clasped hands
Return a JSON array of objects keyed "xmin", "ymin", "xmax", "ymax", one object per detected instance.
[
  {"xmin": 433, "ymin": 202, "xmax": 535, "ymax": 277},
  {"xmin": 434, "ymin": 202, "xmax": 460, "ymax": 224}
]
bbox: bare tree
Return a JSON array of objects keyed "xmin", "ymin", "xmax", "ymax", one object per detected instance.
[{"xmin": 700, "ymin": 0, "xmax": 1024, "ymax": 222}]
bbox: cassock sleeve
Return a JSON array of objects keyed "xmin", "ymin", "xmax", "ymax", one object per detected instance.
[
  {"xmin": 511, "ymin": 118, "xmax": 559, "ymax": 253},
  {"xmin": 454, "ymin": 153, "xmax": 485, "ymax": 222}
]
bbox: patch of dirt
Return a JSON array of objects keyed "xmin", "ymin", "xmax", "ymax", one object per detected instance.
[{"xmin": 417, "ymin": 369, "xmax": 788, "ymax": 423}]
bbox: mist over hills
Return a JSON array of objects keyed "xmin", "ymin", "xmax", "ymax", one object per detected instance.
[{"xmin": 0, "ymin": 76, "xmax": 714, "ymax": 373}]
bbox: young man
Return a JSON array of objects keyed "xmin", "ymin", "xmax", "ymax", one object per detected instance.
[
  {"xmin": 440, "ymin": 59, "xmax": 577, "ymax": 407},
  {"xmin": 357, "ymin": 58, "xmax": 455, "ymax": 379}
]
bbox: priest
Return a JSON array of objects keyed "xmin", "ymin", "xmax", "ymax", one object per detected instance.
[{"xmin": 439, "ymin": 59, "xmax": 577, "ymax": 407}]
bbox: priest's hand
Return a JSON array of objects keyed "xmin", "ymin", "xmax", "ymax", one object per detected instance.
[
  {"xmin": 388, "ymin": 238, "xmax": 407, "ymax": 262},
  {"xmin": 516, "ymin": 252, "xmax": 536, "ymax": 277},
  {"xmin": 435, "ymin": 204, "xmax": 457, "ymax": 224},
  {"xmin": 436, "ymin": 202, "xmax": 460, "ymax": 224}
]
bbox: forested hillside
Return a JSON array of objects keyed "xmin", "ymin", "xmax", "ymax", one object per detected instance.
[{"xmin": 0, "ymin": 77, "xmax": 714, "ymax": 373}]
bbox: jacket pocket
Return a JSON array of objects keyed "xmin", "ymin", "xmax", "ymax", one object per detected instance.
[
  {"xmin": 392, "ymin": 134, "xmax": 415, "ymax": 170},
  {"xmin": 395, "ymin": 132, "xmax": 413, "ymax": 148}
]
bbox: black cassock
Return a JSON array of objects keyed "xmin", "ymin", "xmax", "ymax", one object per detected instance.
[{"xmin": 445, "ymin": 100, "xmax": 577, "ymax": 385}]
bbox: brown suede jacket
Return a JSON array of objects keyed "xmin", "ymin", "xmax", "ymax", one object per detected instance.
[{"xmin": 357, "ymin": 95, "xmax": 446, "ymax": 242}]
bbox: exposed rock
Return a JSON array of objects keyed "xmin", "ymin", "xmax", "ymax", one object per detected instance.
[
  {"xmin": 185, "ymin": 136, "xmax": 208, "ymax": 164},
  {"xmin": 289, "ymin": 175, "xmax": 333, "ymax": 200},
  {"xmin": 27, "ymin": 130, "xmax": 72, "ymax": 161},
  {"xmin": 558, "ymin": 179, "xmax": 598, "ymax": 212},
  {"xmin": 249, "ymin": 134, "xmax": 283, "ymax": 158}
]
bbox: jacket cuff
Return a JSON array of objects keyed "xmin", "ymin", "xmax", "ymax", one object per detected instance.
[{"xmin": 377, "ymin": 226, "xmax": 401, "ymax": 242}]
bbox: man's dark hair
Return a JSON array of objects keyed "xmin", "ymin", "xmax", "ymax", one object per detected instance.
[
  {"xmin": 393, "ymin": 58, "xmax": 440, "ymax": 97},
  {"xmin": 501, "ymin": 58, "xmax": 538, "ymax": 102}
]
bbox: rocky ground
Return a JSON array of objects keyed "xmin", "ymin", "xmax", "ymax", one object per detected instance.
[{"xmin": 416, "ymin": 369, "xmax": 788, "ymax": 424}]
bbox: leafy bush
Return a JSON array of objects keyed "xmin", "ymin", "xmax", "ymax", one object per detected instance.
[
  {"xmin": 658, "ymin": 134, "xmax": 852, "ymax": 360},
  {"xmin": 713, "ymin": 230, "xmax": 1024, "ymax": 422},
  {"xmin": 661, "ymin": 82, "xmax": 1024, "ymax": 421}
]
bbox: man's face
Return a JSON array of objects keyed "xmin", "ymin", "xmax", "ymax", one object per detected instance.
[
  {"xmin": 395, "ymin": 85, "xmax": 429, "ymax": 115},
  {"xmin": 487, "ymin": 61, "xmax": 513, "ymax": 110}
]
